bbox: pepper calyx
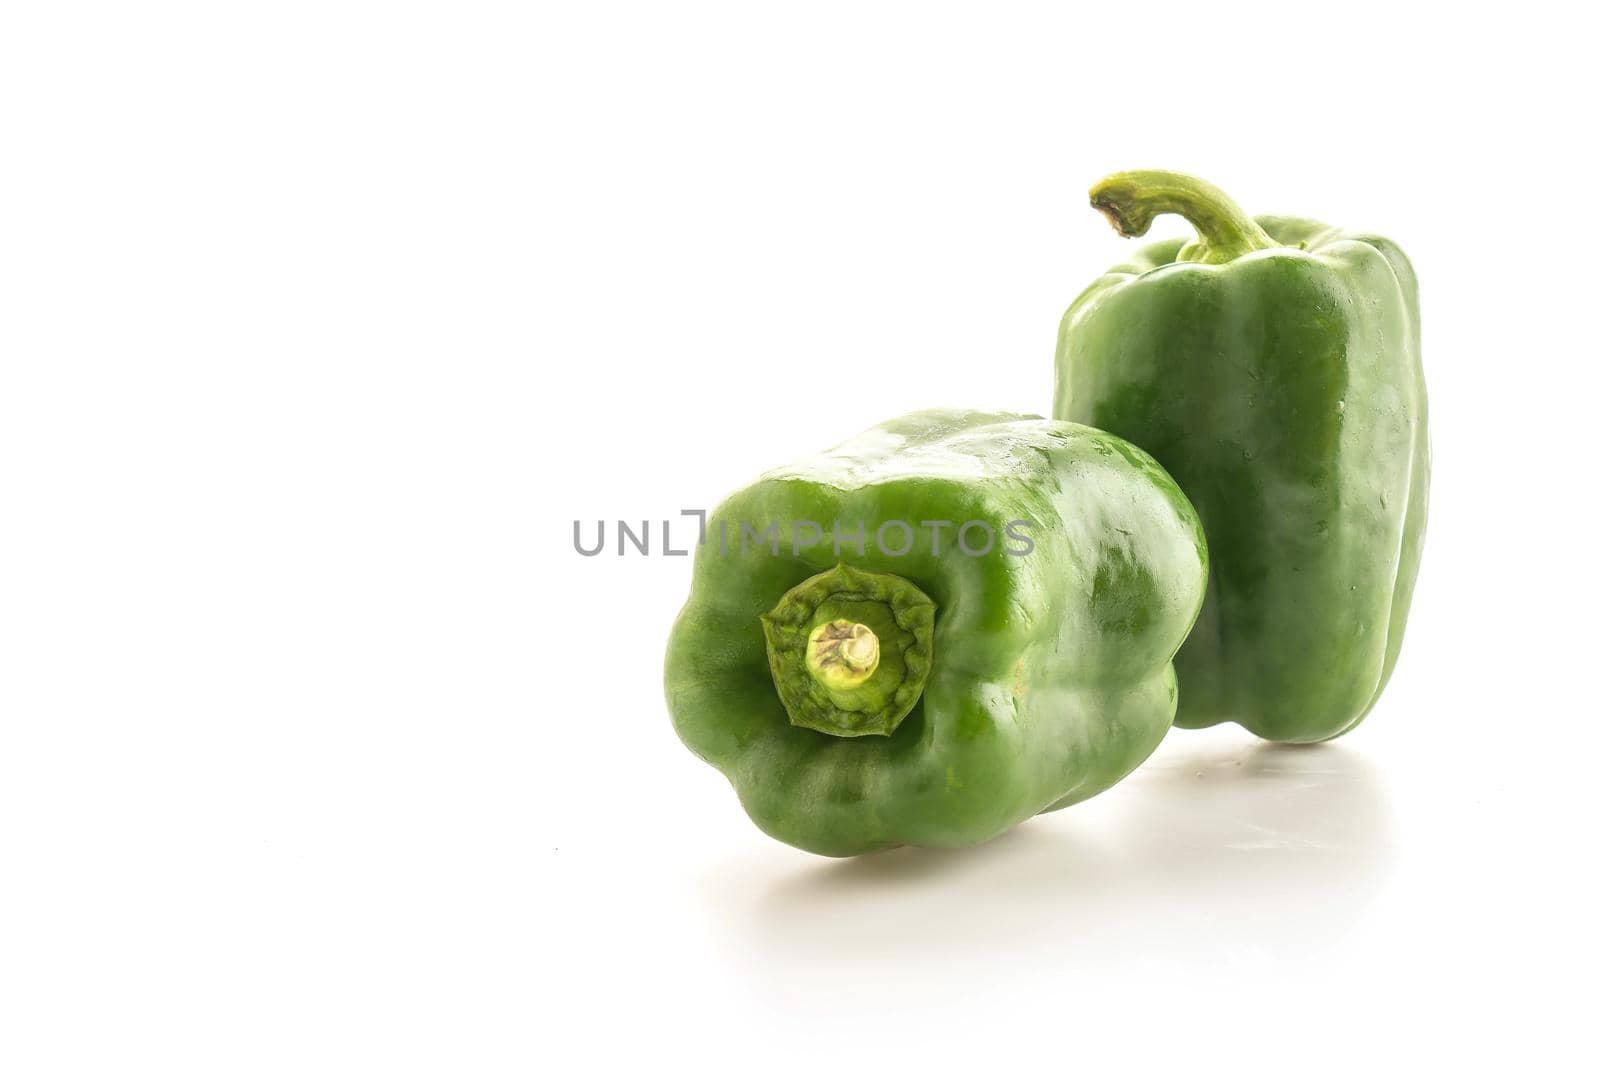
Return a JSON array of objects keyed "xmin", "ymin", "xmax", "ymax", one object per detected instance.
[{"xmin": 760, "ymin": 564, "xmax": 936, "ymax": 738}]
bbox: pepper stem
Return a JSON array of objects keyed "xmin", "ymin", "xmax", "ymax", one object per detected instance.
[
  {"xmin": 1088, "ymin": 170, "xmax": 1277, "ymax": 265},
  {"xmin": 806, "ymin": 620, "xmax": 880, "ymax": 690},
  {"xmin": 760, "ymin": 564, "xmax": 937, "ymax": 738}
]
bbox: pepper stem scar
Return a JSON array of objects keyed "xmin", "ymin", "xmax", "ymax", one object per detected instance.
[{"xmin": 805, "ymin": 620, "xmax": 880, "ymax": 689}]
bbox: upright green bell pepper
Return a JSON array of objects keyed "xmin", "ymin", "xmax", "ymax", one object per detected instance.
[
  {"xmin": 665, "ymin": 410, "xmax": 1208, "ymax": 856},
  {"xmin": 1054, "ymin": 170, "xmax": 1429, "ymax": 743}
]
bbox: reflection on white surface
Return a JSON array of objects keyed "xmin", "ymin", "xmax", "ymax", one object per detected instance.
[{"xmin": 706, "ymin": 728, "xmax": 1393, "ymax": 985}]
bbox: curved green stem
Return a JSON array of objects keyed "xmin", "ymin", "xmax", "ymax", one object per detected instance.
[{"xmin": 1089, "ymin": 170, "xmax": 1277, "ymax": 265}]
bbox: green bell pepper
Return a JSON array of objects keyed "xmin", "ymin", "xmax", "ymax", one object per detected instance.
[
  {"xmin": 664, "ymin": 410, "xmax": 1208, "ymax": 856},
  {"xmin": 1054, "ymin": 170, "xmax": 1429, "ymax": 743}
]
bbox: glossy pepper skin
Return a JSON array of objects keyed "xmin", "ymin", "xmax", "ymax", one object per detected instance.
[
  {"xmin": 1054, "ymin": 171, "xmax": 1429, "ymax": 743},
  {"xmin": 665, "ymin": 410, "xmax": 1208, "ymax": 856}
]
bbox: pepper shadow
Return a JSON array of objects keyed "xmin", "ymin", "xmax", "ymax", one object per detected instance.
[{"xmin": 701, "ymin": 729, "xmax": 1393, "ymax": 995}]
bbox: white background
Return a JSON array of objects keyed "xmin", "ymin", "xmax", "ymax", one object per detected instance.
[{"xmin": 3, "ymin": 2, "xmax": 1597, "ymax": 1063}]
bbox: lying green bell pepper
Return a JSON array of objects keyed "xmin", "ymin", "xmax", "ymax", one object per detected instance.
[
  {"xmin": 664, "ymin": 410, "xmax": 1208, "ymax": 856},
  {"xmin": 1054, "ymin": 170, "xmax": 1429, "ymax": 743}
]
